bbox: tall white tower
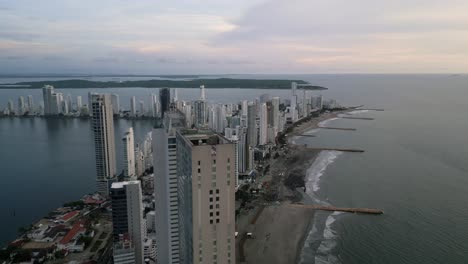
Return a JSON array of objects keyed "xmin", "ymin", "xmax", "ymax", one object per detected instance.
[
  {"xmin": 91, "ymin": 93, "xmax": 116, "ymax": 195},
  {"xmin": 153, "ymin": 121, "xmax": 181, "ymax": 264},
  {"xmin": 259, "ymin": 103, "xmax": 268, "ymax": 145},
  {"xmin": 200, "ymin": 85, "xmax": 206, "ymax": 100},
  {"xmin": 112, "ymin": 94, "xmax": 120, "ymax": 115},
  {"xmin": 123, "ymin": 127, "xmax": 136, "ymax": 179},
  {"xmin": 131, "ymin": 96, "xmax": 137, "ymax": 116}
]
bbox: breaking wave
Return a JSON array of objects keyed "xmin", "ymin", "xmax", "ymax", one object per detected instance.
[
  {"xmin": 299, "ymin": 150, "xmax": 343, "ymax": 264},
  {"xmin": 305, "ymin": 151, "xmax": 342, "ymax": 193},
  {"xmin": 318, "ymin": 117, "xmax": 339, "ymax": 127}
]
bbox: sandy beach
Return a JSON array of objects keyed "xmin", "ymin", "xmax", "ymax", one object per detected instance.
[{"xmin": 243, "ymin": 203, "xmax": 314, "ymax": 264}]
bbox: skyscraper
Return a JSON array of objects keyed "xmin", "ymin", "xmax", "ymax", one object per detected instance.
[
  {"xmin": 27, "ymin": 95, "xmax": 33, "ymax": 113},
  {"xmin": 76, "ymin": 96, "xmax": 83, "ymax": 111},
  {"xmin": 160, "ymin": 88, "xmax": 170, "ymax": 117},
  {"xmin": 91, "ymin": 93, "xmax": 116, "ymax": 195},
  {"xmin": 139, "ymin": 101, "xmax": 145, "ymax": 116},
  {"xmin": 42, "ymin": 85, "xmax": 54, "ymax": 115},
  {"xmin": 151, "ymin": 94, "xmax": 159, "ymax": 117},
  {"xmin": 259, "ymin": 103, "xmax": 268, "ymax": 145},
  {"xmin": 153, "ymin": 120, "xmax": 180, "ymax": 264},
  {"xmin": 193, "ymin": 100, "xmax": 207, "ymax": 128},
  {"xmin": 200, "ymin": 85, "xmax": 206, "ymax": 100},
  {"xmin": 247, "ymin": 103, "xmax": 257, "ymax": 147},
  {"xmin": 18, "ymin": 96, "xmax": 25, "ymax": 115},
  {"xmin": 7, "ymin": 100, "xmax": 14, "ymax": 115},
  {"xmin": 173, "ymin": 88, "xmax": 179, "ymax": 102},
  {"xmin": 131, "ymin": 96, "xmax": 137, "ymax": 117},
  {"xmin": 110, "ymin": 181, "xmax": 145, "ymax": 264},
  {"xmin": 123, "ymin": 127, "xmax": 136, "ymax": 180},
  {"xmin": 290, "ymin": 82, "xmax": 298, "ymax": 121},
  {"xmin": 177, "ymin": 129, "xmax": 236, "ymax": 264},
  {"xmin": 112, "ymin": 94, "xmax": 120, "ymax": 115}
]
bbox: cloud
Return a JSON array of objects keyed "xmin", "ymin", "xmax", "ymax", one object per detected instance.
[{"xmin": 1, "ymin": 0, "xmax": 468, "ymax": 73}]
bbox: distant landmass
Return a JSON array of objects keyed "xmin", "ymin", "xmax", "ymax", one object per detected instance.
[{"xmin": 2, "ymin": 78, "xmax": 328, "ymax": 90}]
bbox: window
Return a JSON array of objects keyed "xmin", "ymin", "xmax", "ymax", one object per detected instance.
[
  {"xmin": 198, "ymin": 168, "xmax": 201, "ymax": 173},
  {"xmin": 216, "ymin": 204, "xmax": 219, "ymax": 209},
  {"xmin": 210, "ymin": 197, "xmax": 213, "ymax": 202},
  {"xmin": 198, "ymin": 161, "xmax": 201, "ymax": 165},
  {"xmin": 216, "ymin": 197, "xmax": 219, "ymax": 201},
  {"xmin": 210, "ymin": 212, "xmax": 213, "ymax": 217},
  {"xmin": 210, "ymin": 205, "xmax": 213, "ymax": 209},
  {"xmin": 216, "ymin": 219, "xmax": 220, "ymax": 223},
  {"xmin": 216, "ymin": 189, "xmax": 219, "ymax": 194},
  {"xmin": 213, "ymin": 159, "xmax": 216, "ymax": 164},
  {"xmin": 216, "ymin": 211, "xmax": 219, "ymax": 216},
  {"xmin": 213, "ymin": 240, "xmax": 217, "ymax": 245},
  {"xmin": 209, "ymin": 190, "xmax": 213, "ymax": 195},
  {"xmin": 227, "ymin": 158, "xmax": 230, "ymax": 163},
  {"xmin": 210, "ymin": 219, "xmax": 213, "ymax": 224}
]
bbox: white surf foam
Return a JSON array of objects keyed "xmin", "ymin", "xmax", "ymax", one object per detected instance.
[
  {"xmin": 299, "ymin": 151, "xmax": 344, "ymax": 264},
  {"xmin": 347, "ymin": 109, "xmax": 370, "ymax": 115},
  {"xmin": 318, "ymin": 117, "xmax": 339, "ymax": 127},
  {"xmin": 305, "ymin": 150, "xmax": 342, "ymax": 194},
  {"xmin": 315, "ymin": 212, "xmax": 343, "ymax": 264}
]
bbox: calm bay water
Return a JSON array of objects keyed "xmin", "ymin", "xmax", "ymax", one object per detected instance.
[{"xmin": 1, "ymin": 74, "xmax": 467, "ymax": 263}]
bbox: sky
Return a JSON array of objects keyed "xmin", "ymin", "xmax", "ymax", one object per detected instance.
[{"xmin": 1, "ymin": 0, "xmax": 468, "ymax": 74}]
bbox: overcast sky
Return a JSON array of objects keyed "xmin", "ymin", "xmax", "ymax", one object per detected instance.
[{"xmin": 1, "ymin": 0, "xmax": 468, "ymax": 74}]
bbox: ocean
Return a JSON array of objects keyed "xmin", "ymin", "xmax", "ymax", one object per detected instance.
[{"xmin": 1, "ymin": 74, "xmax": 468, "ymax": 263}]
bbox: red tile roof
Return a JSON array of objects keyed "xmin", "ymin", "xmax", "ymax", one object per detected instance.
[
  {"xmin": 59, "ymin": 221, "xmax": 86, "ymax": 245},
  {"xmin": 61, "ymin": 210, "xmax": 79, "ymax": 222}
]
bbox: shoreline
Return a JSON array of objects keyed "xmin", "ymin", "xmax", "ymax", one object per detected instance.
[
  {"xmin": 241, "ymin": 110, "xmax": 346, "ymax": 263},
  {"xmin": 242, "ymin": 110, "xmax": 356, "ymax": 264}
]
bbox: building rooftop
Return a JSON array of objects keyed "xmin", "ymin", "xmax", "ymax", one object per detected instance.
[
  {"xmin": 111, "ymin": 180, "xmax": 140, "ymax": 189},
  {"xmin": 61, "ymin": 210, "xmax": 80, "ymax": 222},
  {"xmin": 59, "ymin": 220, "xmax": 86, "ymax": 245},
  {"xmin": 180, "ymin": 129, "xmax": 231, "ymax": 146}
]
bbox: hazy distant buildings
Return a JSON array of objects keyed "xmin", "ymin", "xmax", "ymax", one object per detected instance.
[
  {"xmin": 129, "ymin": 96, "xmax": 136, "ymax": 117},
  {"xmin": 177, "ymin": 129, "xmax": 236, "ymax": 264},
  {"xmin": 90, "ymin": 93, "xmax": 116, "ymax": 195},
  {"xmin": 27, "ymin": 95, "xmax": 33, "ymax": 113},
  {"xmin": 42, "ymin": 85, "xmax": 64, "ymax": 115},
  {"xmin": 18, "ymin": 96, "xmax": 25, "ymax": 115},
  {"xmin": 123, "ymin": 127, "xmax": 136, "ymax": 180},
  {"xmin": 151, "ymin": 94, "xmax": 159, "ymax": 117},
  {"xmin": 112, "ymin": 94, "xmax": 120, "ymax": 115},
  {"xmin": 110, "ymin": 181, "xmax": 145, "ymax": 264},
  {"xmin": 76, "ymin": 96, "xmax": 83, "ymax": 111}
]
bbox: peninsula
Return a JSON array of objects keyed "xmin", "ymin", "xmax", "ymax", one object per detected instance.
[{"xmin": 1, "ymin": 78, "xmax": 328, "ymax": 90}]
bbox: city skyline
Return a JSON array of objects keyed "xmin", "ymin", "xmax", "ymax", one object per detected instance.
[{"xmin": 2, "ymin": 1, "xmax": 468, "ymax": 74}]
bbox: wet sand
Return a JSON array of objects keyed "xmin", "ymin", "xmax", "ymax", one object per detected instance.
[{"xmin": 243, "ymin": 202, "xmax": 314, "ymax": 264}]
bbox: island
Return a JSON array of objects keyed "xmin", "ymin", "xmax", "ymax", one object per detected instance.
[{"xmin": 1, "ymin": 78, "xmax": 328, "ymax": 90}]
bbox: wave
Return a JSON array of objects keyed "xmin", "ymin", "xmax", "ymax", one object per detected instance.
[
  {"xmin": 305, "ymin": 150, "xmax": 342, "ymax": 194},
  {"xmin": 315, "ymin": 212, "xmax": 343, "ymax": 264},
  {"xmin": 299, "ymin": 151, "xmax": 343, "ymax": 264},
  {"xmin": 318, "ymin": 117, "xmax": 339, "ymax": 127}
]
